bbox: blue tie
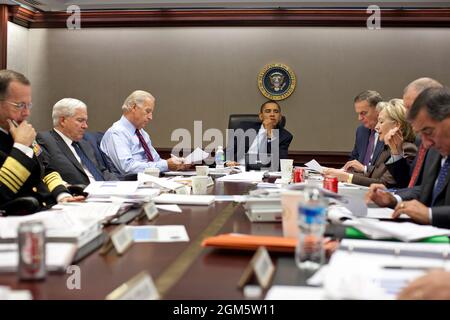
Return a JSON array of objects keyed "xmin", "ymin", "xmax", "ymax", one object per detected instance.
[
  {"xmin": 432, "ymin": 157, "xmax": 450, "ymax": 205},
  {"xmin": 72, "ymin": 142, "xmax": 104, "ymax": 181}
]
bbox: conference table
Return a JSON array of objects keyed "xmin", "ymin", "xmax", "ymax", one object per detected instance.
[{"xmin": 0, "ymin": 180, "xmax": 294, "ymax": 300}]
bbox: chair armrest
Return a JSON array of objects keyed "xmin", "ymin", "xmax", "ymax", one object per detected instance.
[{"xmin": 0, "ymin": 197, "xmax": 40, "ymax": 216}]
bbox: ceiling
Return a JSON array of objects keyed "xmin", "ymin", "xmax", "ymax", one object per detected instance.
[{"xmin": 8, "ymin": 0, "xmax": 450, "ymax": 11}]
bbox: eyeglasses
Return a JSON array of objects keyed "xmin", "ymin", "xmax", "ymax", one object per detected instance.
[{"xmin": 2, "ymin": 101, "xmax": 33, "ymax": 110}]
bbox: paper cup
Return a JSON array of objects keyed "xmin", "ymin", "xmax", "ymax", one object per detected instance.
[
  {"xmin": 191, "ymin": 176, "xmax": 209, "ymax": 195},
  {"xmin": 195, "ymin": 165, "xmax": 209, "ymax": 176}
]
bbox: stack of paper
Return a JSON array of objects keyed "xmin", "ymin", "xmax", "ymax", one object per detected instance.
[
  {"xmin": 0, "ymin": 209, "xmax": 102, "ymax": 247},
  {"xmin": 0, "ymin": 286, "xmax": 32, "ymax": 300},
  {"xmin": 320, "ymin": 239, "xmax": 450, "ymax": 299},
  {"xmin": 0, "ymin": 243, "xmax": 77, "ymax": 272},
  {"xmin": 85, "ymin": 181, "xmax": 160, "ymax": 202},
  {"xmin": 343, "ymin": 218, "xmax": 450, "ymax": 242}
]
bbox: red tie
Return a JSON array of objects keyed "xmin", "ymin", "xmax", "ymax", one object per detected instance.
[
  {"xmin": 135, "ymin": 129, "xmax": 154, "ymax": 162},
  {"xmin": 408, "ymin": 143, "xmax": 427, "ymax": 188}
]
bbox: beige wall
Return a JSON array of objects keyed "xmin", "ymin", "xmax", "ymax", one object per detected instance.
[
  {"xmin": 7, "ymin": 26, "xmax": 450, "ymax": 151},
  {"xmin": 7, "ymin": 22, "xmax": 28, "ymax": 76}
]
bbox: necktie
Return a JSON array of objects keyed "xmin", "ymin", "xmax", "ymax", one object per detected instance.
[
  {"xmin": 408, "ymin": 143, "xmax": 427, "ymax": 188},
  {"xmin": 431, "ymin": 157, "xmax": 450, "ymax": 205},
  {"xmin": 135, "ymin": 129, "xmax": 154, "ymax": 162},
  {"xmin": 72, "ymin": 142, "xmax": 104, "ymax": 181},
  {"xmin": 363, "ymin": 130, "xmax": 375, "ymax": 166}
]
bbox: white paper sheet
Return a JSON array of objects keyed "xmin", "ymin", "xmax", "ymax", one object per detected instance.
[
  {"xmin": 265, "ymin": 286, "xmax": 325, "ymax": 300},
  {"xmin": 84, "ymin": 181, "xmax": 139, "ymax": 196},
  {"xmin": 153, "ymin": 194, "xmax": 215, "ymax": 205},
  {"xmin": 155, "ymin": 204, "xmax": 182, "ymax": 213},
  {"xmin": 126, "ymin": 225, "xmax": 189, "ymax": 242},
  {"xmin": 0, "ymin": 243, "xmax": 77, "ymax": 272},
  {"xmin": 138, "ymin": 173, "xmax": 185, "ymax": 191},
  {"xmin": 217, "ymin": 171, "xmax": 265, "ymax": 183},
  {"xmin": 304, "ymin": 159, "xmax": 325, "ymax": 173},
  {"xmin": 367, "ymin": 208, "xmax": 408, "ymax": 220},
  {"xmin": 183, "ymin": 147, "xmax": 210, "ymax": 164}
]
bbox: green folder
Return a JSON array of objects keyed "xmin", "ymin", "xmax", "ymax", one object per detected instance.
[{"xmin": 345, "ymin": 226, "xmax": 450, "ymax": 243}]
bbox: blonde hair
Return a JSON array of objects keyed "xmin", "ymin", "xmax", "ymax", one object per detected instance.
[{"xmin": 376, "ymin": 99, "xmax": 415, "ymax": 143}]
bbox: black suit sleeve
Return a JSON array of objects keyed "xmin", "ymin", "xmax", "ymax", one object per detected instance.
[{"xmin": 0, "ymin": 147, "xmax": 37, "ymax": 204}]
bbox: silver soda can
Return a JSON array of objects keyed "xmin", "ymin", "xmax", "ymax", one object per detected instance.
[{"xmin": 18, "ymin": 221, "xmax": 46, "ymax": 280}]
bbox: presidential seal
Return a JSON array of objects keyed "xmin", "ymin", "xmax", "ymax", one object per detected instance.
[{"xmin": 257, "ymin": 63, "xmax": 296, "ymax": 101}]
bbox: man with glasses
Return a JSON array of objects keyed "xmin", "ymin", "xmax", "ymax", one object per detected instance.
[
  {"xmin": 100, "ymin": 90, "xmax": 189, "ymax": 175},
  {"xmin": 0, "ymin": 69, "xmax": 82, "ymax": 210},
  {"xmin": 346, "ymin": 90, "xmax": 385, "ymax": 177},
  {"xmin": 36, "ymin": 98, "xmax": 118, "ymax": 185}
]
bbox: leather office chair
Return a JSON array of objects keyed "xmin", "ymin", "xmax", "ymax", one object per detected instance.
[
  {"xmin": 228, "ymin": 114, "xmax": 286, "ymax": 131},
  {"xmin": 83, "ymin": 131, "xmax": 137, "ymax": 181},
  {"xmin": 0, "ymin": 197, "xmax": 40, "ymax": 216},
  {"xmin": 227, "ymin": 114, "xmax": 286, "ymax": 171}
]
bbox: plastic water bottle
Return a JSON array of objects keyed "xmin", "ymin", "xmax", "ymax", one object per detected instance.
[
  {"xmin": 215, "ymin": 146, "xmax": 225, "ymax": 169},
  {"xmin": 295, "ymin": 187, "xmax": 327, "ymax": 271}
]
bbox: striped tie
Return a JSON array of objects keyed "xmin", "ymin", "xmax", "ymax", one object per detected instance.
[
  {"xmin": 135, "ymin": 129, "xmax": 154, "ymax": 162},
  {"xmin": 431, "ymin": 157, "xmax": 450, "ymax": 206},
  {"xmin": 408, "ymin": 143, "xmax": 427, "ymax": 188}
]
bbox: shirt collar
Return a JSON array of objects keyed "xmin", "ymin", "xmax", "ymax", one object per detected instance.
[
  {"xmin": 120, "ymin": 115, "xmax": 138, "ymax": 135},
  {"xmin": 54, "ymin": 128, "xmax": 74, "ymax": 146}
]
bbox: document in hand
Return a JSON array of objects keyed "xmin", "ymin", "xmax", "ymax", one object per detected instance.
[
  {"xmin": 183, "ymin": 147, "xmax": 210, "ymax": 164},
  {"xmin": 304, "ymin": 159, "xmax": 325, "ymax": 173}
]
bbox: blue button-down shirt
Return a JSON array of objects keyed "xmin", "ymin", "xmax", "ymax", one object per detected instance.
[{"xmin": 100, "ymin": 116, "xmax": 168, "ymax": 174}]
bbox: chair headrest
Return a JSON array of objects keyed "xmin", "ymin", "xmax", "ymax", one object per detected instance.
[{"xmin": 228, "ymin": 114, "xmax": 286, "ymax": 130}]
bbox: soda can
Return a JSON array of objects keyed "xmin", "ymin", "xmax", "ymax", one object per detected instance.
[
  {"xmin": 18, "ymin": 221, "xmax": 46, "ymax": 280},
  {"xmin": 323, "ymin": 175, "xmax": 338, "ymax": 193},
  {"xmin": 293, "ymin": 167, "xmax": 305, "ymax": 183}
]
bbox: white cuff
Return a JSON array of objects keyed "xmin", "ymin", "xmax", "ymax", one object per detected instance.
[
  {"xmin": 428, "ymin": 208, "xmax": 433, "ymax": 224},
  {"xmin": 393, "ymin": 194, "xmax": 402, "ymax": 205},
  {"xmin": 13, "ymin": 143, "xmax": 33, "ymax": 158},
  {"xmin": 56, "ymin": 192, "xmax": 72, "ymax": 202}
]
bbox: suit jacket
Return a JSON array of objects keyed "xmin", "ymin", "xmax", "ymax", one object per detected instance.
[
  {"xmin": 386, "ymin": 136, "xmax": 425, "ymax": 188},
  {"xmin": 226, "ymin": 121, "xmax": 293, "ymax": 164},
  {"xmin": 350, "ymin": 125, "xmax": 385, "ymax": 164},
  {"xmin": 37, "ymin": 130, "xmax": 117, "ymax": 185},
  {"xmin": 0, "ymin": 131, "xmax": 68, "ymax": 208},
  {"xmin": 351, "ymin": 142, "xmax": 417, "ymax": 188},
  {"xmin": 396, "ymin": 148, "xmax": 450, "ymax": 228}
]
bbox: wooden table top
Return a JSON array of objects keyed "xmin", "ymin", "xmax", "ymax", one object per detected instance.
[{"xmin": 0, "ymin": 180, "xmax": 290, "ymax": 300}]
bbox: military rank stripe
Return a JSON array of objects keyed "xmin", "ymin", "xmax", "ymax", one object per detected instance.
[
  {"xmin": 0, "ymin": 157, "xmax": 31, "ymax": 193},
  {"xmin": 43, "ymin": 171, "xmax": 63, "ymax": 192}
]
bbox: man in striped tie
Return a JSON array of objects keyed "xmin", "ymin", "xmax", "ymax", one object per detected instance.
[
  {"xmin": 367, "ymin": 86, "xmax": 450, "ymax": 228},
  {"xmin": 101, "ymin": 90, "xmax": 190, "ymax": 175}
]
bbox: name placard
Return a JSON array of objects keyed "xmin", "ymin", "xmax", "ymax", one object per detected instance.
[
  {"xmin": 238, "ymin": 246, "xmax": 275, "ymax": 289},
  {"xmin": 111, "ymin": 224, "xmax": 133, "ymax": 255},
  {"xmin": 143, "ymin": 201, "xmax": 159, "ymax": 221},
  {"xmin": 106, "ymin": 271, "xmax": 160, "ymax": 300}
]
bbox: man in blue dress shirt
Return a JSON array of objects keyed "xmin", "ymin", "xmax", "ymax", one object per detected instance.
[{"xmin": 101, "ymin": 90, "xmax": 188, "ymax": 175}]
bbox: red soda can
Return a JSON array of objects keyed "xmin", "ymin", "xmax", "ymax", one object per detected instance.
[
  {"xmin": 323, "ymin": 175, "xmax": 338, "ymax": 193},
  {"xmin": 293, "ymin": 167, "xmax": 304, "ymax": 183}
]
